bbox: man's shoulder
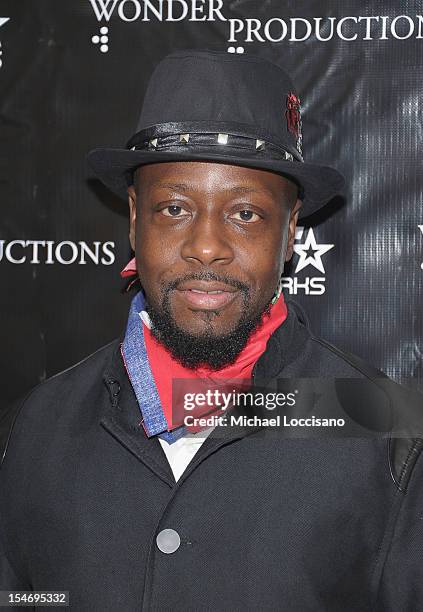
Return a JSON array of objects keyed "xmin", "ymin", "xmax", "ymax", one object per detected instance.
[
  {"xmin": 270, "ymin": 300, "xmax": 423, "ymax": 492},
  {"xmin": 265, "ymin": 299, "xmax": 388, "ymax": 380},
  {"xmin": 1, "ymin": 337, "xmax": 121, "ymax": 467},
  {"xmin": 277, "ymin": 300, "xmax": 419, "ymax": 410},
  {"xmin": 309, "ymin": 333, "xmax": 386, "ymax": 380},
  {"xmin": 24, "ymin": 336, "xmax": 120, "ymax": 402}
]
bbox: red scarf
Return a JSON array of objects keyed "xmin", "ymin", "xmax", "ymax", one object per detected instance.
[{"xmin": 143, "ymin": 293, "xmax": 288, "ymax": 431}]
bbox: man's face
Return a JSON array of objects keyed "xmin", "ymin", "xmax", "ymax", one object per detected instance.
[{"xmin": 128, "ymin": 161, "xmax": 301, "ymax": 369}]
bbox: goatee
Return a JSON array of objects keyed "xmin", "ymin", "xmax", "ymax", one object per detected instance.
[{"xmin": 144, "ymin": 273, "xmax": 272, "ymax": 370}]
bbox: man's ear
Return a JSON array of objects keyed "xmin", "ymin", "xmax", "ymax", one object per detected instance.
[
  {"xmin": 128, "ymin": 186, "xmax": 137, "ymax": 252},
  {"xmin": 285, "ymin": 198, "xmax": 302, "ymax": 262}
]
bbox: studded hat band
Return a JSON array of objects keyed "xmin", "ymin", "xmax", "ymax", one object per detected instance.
[{"xmin": 126, "ymin": 121, "xmax": 304, "ymax": 163}]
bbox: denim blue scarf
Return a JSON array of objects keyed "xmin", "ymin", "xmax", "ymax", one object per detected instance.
[{"xmin": 121, "ymin": 290, "xmax": 185, "ymax": 443}]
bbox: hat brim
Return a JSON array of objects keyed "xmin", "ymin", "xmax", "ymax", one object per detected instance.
[{"xmin": 87, "ymin": 147, "xmax": 345, "ymax": 219}]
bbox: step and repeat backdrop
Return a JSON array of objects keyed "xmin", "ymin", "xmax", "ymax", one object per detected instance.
[{"xmin": 1, "ymin": 0, "xmax": 422, "ymax": 411}]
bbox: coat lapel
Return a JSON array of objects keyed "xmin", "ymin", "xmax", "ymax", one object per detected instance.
[{"xmin": 101, "ymin": 338, "xmax": 176, "ymax": 487}]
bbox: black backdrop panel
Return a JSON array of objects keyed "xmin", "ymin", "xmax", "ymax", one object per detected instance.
[{"xmin": 1, "ymin": 0, "xmax": 422, "ymax": 410}]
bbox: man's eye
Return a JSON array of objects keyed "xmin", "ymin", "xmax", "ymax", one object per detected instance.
[
  {"xmin": 231, "ymin": 210, "xmax": 261, "ymax": 222},
  {"xmin": 161, "ymin": 205, "xmax": 186, "ymax": 217}
]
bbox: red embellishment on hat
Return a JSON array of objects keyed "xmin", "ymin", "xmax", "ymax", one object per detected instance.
[{"xmin": 286, "ymin": 92, "xmax": 302, "ymax": 154}]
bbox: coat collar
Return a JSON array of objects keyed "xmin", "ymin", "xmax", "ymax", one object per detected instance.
[{"xmin": 100, "ymin": 301, "xmax": 310, "ymax": 487}]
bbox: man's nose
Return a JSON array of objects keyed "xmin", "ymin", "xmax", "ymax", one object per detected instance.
[{"xmin": 180, "ymin": 213, "xmax": 234, "ymax": 267}]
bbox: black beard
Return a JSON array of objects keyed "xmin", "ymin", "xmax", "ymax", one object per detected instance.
[{"xmin": 144, "ymin": 272, "xmax": 272, "ymax": 370}]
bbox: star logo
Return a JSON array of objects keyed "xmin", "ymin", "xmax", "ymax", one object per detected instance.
[{"xmin": 293, "ymin": 228, "xmax": 334, "ymax": 274}]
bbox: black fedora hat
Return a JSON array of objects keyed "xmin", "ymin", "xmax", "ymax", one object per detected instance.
[{"xmin": 87, "ymin": 49, "xmax": 344, "ymax": 219}]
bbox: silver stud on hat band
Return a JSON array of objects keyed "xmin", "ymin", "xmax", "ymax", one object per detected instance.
[
  {"xmin": 217, "ymin": 133, "xmax": 229, "ymax": 145},
  {"xmin": 179, "ymin": 134, "xmax": 190, "ymax": 144}
]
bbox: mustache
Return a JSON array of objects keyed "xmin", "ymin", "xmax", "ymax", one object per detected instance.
[{"xmin": 164, "ymin": 270, "xmax": 251, "ymax": 294}]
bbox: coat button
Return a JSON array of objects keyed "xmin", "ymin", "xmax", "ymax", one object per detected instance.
[{"xmin": 156, "ymin": 529, "xmax": 181, "ymax": 554}]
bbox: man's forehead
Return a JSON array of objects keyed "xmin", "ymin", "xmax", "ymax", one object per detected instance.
[{"xmin": 134, "ymin": 161, "xmax": 298, "ymax": 198}]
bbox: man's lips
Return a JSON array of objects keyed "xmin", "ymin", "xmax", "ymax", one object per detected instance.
[{"xmin": 175, "ymin": 281, "xmax": 239, "ymax": 310}]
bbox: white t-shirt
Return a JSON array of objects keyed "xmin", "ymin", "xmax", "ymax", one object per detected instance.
[
  {"xmin": 158, "ymin": 426, "xmax": 215, "ymax": 482},
  {"xmin": 139, "ymin": 309, "xmax": 216, "ymax": 482}
]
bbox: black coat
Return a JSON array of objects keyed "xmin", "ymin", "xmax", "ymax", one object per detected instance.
[{"xmin": 1, "ymin": 303, "xmax": 422, "ymax": 611}]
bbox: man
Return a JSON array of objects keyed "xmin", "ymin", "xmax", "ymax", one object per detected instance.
[{"xmin": 1, "ymin": 49, "xmax": 422, "ymax": 611}]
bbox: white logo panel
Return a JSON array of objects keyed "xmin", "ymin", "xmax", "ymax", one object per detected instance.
[{"xmin": 282, "ymin": 226, "xmax": 334, "ymax": 295}]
